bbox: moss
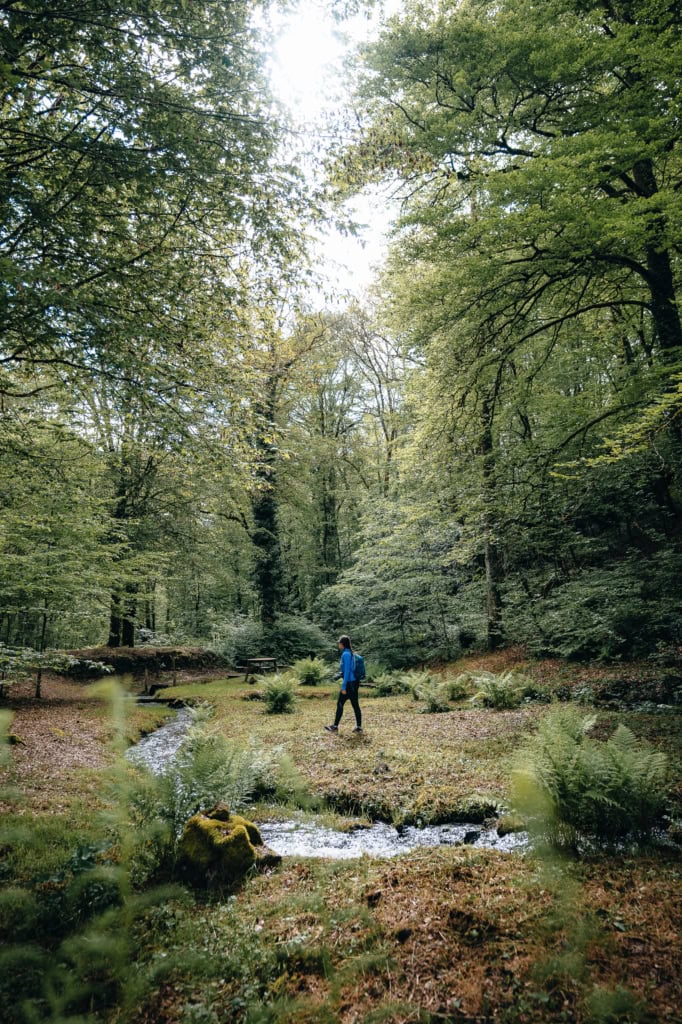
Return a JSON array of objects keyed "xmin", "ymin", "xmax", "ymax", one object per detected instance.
[
  {"xmin": 179, "ymin": 816, "xmax": 256, "ymax": 882},
  {"xmin": 228, "ymin": 814, "xmax": 263, "ymax": 847},
  {"xmin": 496, "ymin": 813, "xmax": 527, "ymax": 836},
  {"xmin": 177, "ymin": 805, "xmax": 266, "ymax": 885},
  {"xmin": 201, "ymin": 802, "xmax": 263, "ymax": 845},
  {"xmin": 404, "ymin": 786, "xmax": 503, "ymax": 826}
]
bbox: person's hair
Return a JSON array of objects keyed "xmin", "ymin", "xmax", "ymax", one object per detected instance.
[{"xmin": 338, "ymin": 634, "xmax": 352, "ymax": 651}]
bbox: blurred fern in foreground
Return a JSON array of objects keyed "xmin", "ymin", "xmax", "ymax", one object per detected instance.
[{"xmin": 512, "ymin": 707, "xmax": 669, "ymax": 847}]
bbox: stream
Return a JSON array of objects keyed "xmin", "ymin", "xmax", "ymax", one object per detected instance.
[
  {"xmin": 127, "ymin": 706, "xmax": 529, "ymax": 858},
  {"xmin": 126, "ymin": 707, "xmax": 195, "ymax": 774},
  {"xmin": 258, "ymin": 819, "xmax": 528, "ymax": 858}
]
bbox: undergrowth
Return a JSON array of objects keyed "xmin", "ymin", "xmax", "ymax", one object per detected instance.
[
  {"xmin": 290, "ymin": 657, "xmax": 330, "ymax": 687},
  {"xmin": 261, "ymin": 674, "xmax": 297, "ymax": 714},
  {"xmin": 513, "ymin": 706, "xmax": 669, "ymax": 847}
]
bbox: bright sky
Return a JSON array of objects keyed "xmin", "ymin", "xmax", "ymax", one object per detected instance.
[{"xmin": 268, "ymin": 1, "xmax": 403, "ymax": 301}]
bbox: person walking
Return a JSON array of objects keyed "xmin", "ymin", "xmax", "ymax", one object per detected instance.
[{"xmin": 324, "ymin": 634, "xmax": 362, "ymax": 733}]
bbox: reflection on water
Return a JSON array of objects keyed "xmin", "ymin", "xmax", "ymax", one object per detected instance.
[{"xmin": 259, "ymin": 819, "xmax": 529, "ymax": 859}]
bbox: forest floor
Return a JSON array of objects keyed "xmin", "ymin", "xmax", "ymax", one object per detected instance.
[{"xmin": 1, "ymin": 652, "xmax": 681, "ymax": 1023}]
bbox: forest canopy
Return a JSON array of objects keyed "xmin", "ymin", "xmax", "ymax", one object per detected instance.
[{"xmin": 1, "ymin": 0, "xmax": 680, "ymax": 666}]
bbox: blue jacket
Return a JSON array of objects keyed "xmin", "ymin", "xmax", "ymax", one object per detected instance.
[{"xmin": 339, "ymin": 648, "xmax": 355, "ymax": 691}]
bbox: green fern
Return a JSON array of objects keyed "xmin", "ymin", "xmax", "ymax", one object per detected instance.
[
  {"xmin": 291, "ymin": 657, "xmax": 330, "ymax": 686},
  {"xmin": 400, "ymin": 670, "xmax": 436, "ymax": 700},
  {"xmin": 512, "ymin": 707, "xmax": 668, "ymax": 845},
  {"xmin": 406, "ymin": 672, "xmax": 451, "ymax": 713},
  {"xmin": 469, "ymin": 670, "xmax": 528, "ymax": 709},
  {"xmin": 262, "ymin": 673, "xmax": 297, "ymax": 714},
  {"xmin": 445, "ymin": 673, "xmax": 473, "ymax": 701},
  {"xmin": 130, "ymin": 728, "xmax": 280, "ymax": 850},
  {"xmin": 373, "ymin": 672, "xmax": 411, "ymax": 696}
]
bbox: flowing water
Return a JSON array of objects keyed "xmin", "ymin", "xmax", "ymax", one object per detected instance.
[
  {"xmin": 259, "ymin": 819, "xmax": 528, "ymax": 858},
  {"xmin": 126, "ymin": 707, "xmax": 194, "ymax": 774},
  {"xmin": 126, "ymin": 707, "xmax": 529, "ymax": 857}
]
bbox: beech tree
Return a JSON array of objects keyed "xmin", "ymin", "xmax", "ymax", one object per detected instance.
[
  {"xmin": 0, "ymin": 0, "xmax": 304, "ymax": 397},
  {"xmin": 335, "ymin": 0, "xmax": 682, "ymax": 656}
]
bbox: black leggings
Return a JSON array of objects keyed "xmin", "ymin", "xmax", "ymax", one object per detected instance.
[{"xmin": 334, "ymin": 684, "xmax": 361, "ymax": 728}]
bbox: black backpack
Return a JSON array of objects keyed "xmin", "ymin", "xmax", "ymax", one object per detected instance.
[{"xmin": 352, "ymin": 652, "xmax": 366, "ymax": 683}]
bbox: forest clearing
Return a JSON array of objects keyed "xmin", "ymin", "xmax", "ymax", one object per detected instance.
[
  {"xmin": 2, "ymin": 0, "xmax": 682, "ymax": 1021},
  {"xmin": 2, "ymin": 651, "xmax": 681, "ymax": 1023}
]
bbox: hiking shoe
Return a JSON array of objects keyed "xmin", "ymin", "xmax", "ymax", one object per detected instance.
[
  {"xmin": 324, "ymin": 724, "xmax": 338, "ymax": 733},
  {"xmin": 352, "ymin": 726, "xmax": 363, "ymax": 733}
]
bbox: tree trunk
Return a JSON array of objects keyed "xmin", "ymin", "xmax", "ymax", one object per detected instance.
[
  {"xmin": 108, "ymin": 585, "xmax": 137, "ymax": 647},
  {"xmin": 320, "ymin": 467, "xmax": 341, "ymax": 587},
  {"xmin": 252, "ymin": 486, "xmax": 282, "ymax": 627},
  {"xmin": 251, "ymin": 376, "xmax": 284, "ymax": 628},
  {"xmin": 630, "ymin": 159, "xmax": 682, "ymax": 358},
  {"xmin": 480, "ymin": 399, "xmax": 505, "ymax": 651},
  {"xmin": 34, "ymin": 602, "xmax": 48, "ymax": 699}
]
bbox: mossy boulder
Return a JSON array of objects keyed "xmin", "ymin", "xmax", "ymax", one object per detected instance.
[{"xmin": 177, "ymin": 803, "xmax": 279, "ymax": 886}]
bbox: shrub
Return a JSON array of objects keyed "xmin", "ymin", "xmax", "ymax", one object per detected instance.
[
  {"xmin": 512, "ymin": 707, "xmax": 669, "ymax": 846},
  {"xmin": 290, "ymin": 657, "xmax": 330, "ymax": 686},
  {"xmin": 209, "ymin": 615, "xmax": 264, "ymax": 665},
  {"xmin": 408, "ymin": 672, "xmax": 451, "ymax": 713},
  {"xmin": 265, "ymin": 615, "xmax": 331, "ymax": 663},
  {"xmin": 262, "ymin": 674, "xmax": 296, "ymax": 714},
  {"xmin": 445, "ymin": 674, "xmax": 473, "ymax": 702},
  {"xmin": 468, "ymin": 670, "xmax": 527, "ymax": 709},
  {"xmin": 372, "ymin": 672, "xmax": 411, "ymax": 697}
]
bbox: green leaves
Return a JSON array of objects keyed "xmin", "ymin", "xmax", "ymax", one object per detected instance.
[
  {"xmin": 512, "ymin": 707, "xmax": 670, "ymax": 845},
  {"xmin": 332, "ymin": 0, "xmax": 682, "ymax": 659}
]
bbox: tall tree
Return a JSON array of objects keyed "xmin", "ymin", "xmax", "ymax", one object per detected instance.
[
  {"xmin": 335, "ymin": 0, "xmax": 682, "ymax": 655},
  {"xmin": 0, "ymin": 1, "xmax": 303, "ymax": 397}
]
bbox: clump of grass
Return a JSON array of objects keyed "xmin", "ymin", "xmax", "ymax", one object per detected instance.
[
  {"xmin": 262, "ymin": 673, "xmax": 297, "ymax": 714},
  {"xmin": 587, "ymin": 984, "xmax": 648, "ymax": 1023},
  {"xmin": 290, "ymin": 657, "xmax": 330, "ymax": 686},
  {"xmin": 512, "ymin": 706, "xmax": 669, "ymax": 846}
]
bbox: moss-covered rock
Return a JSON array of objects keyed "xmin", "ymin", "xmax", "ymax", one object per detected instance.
[{"xmin": 177, "ymin": 803, "xmax": 277, "ymax": 886}]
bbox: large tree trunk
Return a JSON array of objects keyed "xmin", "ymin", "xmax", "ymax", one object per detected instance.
[
  {"xmin": 630, "ymin": 159, "xmax": 682, "ymax": 358},
  {"xmin": 252, "ymin": 485, "xmax": 282, "ymax": 627},
  {"xmin": 320, "ymin": 467, "xmax": 341, "ymax": 588}
]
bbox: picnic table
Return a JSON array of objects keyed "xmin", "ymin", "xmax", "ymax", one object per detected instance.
[{"xmin": 244, "ymin": 656, "xmax": 277, "ymax": 683}]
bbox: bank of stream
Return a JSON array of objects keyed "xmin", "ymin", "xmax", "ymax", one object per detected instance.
[{"xmin": 127, "ymin": 705, "xmax": 529, "ymax": 858}]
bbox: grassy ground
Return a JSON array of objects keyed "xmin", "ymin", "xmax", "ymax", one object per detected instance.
[
  {"xmin": 161, "ymin": 675, "xmax": 546, "ymax": 823},
  {"xmin": 1, "ymin": 654, "xmax": 681, "ymax": 1023}
]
